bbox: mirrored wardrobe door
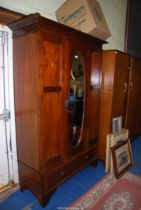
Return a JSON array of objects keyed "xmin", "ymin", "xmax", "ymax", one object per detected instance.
[{"xmin": 67, "ymin": 52, "xmax": 85, "ymax": 148}]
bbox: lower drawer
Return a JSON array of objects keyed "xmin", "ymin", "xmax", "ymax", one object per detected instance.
[{"xmin": 42, "ymin": 146, "xmax": 97, "ymax": 192}]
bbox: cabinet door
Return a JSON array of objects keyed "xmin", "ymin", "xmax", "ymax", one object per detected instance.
[
  {"xmin": 112, "ymin": 52, "xmax": 130, "ymax": 126},
  {"xmin": 88, "ymin": 52, "xmax": 101, "ymax": 142},
  {"xmin": 63, "ymin": 40, "xmax": 88, "ymax": 158},
  {"xmin": 98, "ymin": 51, "xmax": 130, "ymax": 160},
  {"xmin": 39, "ymin": 32, "xmax": 64, "ymax": 169},
  {"xmin": 63, "ymin": 40, "xmax": 100, "ymax": 158},
  {"xmin": 125, "ymin": 57, "xmax": 141, "ymax": 138}
]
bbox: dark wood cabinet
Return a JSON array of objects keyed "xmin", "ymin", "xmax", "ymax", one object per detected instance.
[
  {"xmin": 9, "ymin": 13, "xmax": 103, "ymax": 206},
  {"xmin": 98, "ymin": 50, "xmax": 130, "ymax": 160},
  {"xmin": 98, "ymin": 50, "xmax": 141, "ymax": 161},
  {"xmin": 125, "ymin": 57, "xmax": 141, "ymax": 138}
]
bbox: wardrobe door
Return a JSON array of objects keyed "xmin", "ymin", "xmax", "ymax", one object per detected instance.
[
  {"xmin": 133, "ymin": 58, "xmax": 141, "ymax": 136},
  {"xmin": 125, "ymin": 57, "xmax": 141, "ymax": 138},
  {"xmin": 63, "ymin": 40, "xmax": 101, "ymax": 159},
  {"xmin": 98, "ymin": 51, "xmax": 116, "ymax": 160},
  {"xmin": 13, "ymin": 32, "xmax": 40, "ymax": 170},
  {"xmin": 39, "ymin": 32, "xmax": 64, "ymax": 170},
  {"xmin": 63, "ymin": 40, "xmax": 88, "ymax": 158},
  {"xmin": 112, "ymin": 52, "xmax": 130, "ymax": 126},
  {"xmin": 98, "ymin": 51, "xmax": 130, "ymax": 161}
]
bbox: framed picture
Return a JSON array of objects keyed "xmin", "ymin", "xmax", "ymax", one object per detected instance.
[
  {"xmin": 112, "ymin": 116, "xmax": 122, "ymax": 134},
  {"xmin": 111, "ymin": 139, "xmax": 133, "ymax": 178}
]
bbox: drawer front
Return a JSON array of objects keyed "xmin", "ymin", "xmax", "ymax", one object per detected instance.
[{"xmin": 42, "ymin": 146, "xmax": 97, "ymax": 192}]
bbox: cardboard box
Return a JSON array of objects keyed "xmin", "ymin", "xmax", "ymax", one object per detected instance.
[{"xmin": 56, "ymin": 0, "xmax": 110, "ymax": 40}]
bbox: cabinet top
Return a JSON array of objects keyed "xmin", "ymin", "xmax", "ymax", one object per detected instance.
[{"xmin": 8, "ymin": 13, "xmax": 105, "ymax": 46}]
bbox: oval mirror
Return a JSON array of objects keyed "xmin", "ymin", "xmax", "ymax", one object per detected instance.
[{"xmin": 68, "ymin": 52, "xmax": 84, "ymax": 148}]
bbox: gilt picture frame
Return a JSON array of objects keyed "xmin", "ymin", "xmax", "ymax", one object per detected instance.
[{"xmin": 111, "ymin": 139, "xmax": 133, "ymax": 178}]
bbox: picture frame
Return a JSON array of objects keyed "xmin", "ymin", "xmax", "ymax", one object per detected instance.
[
  {"xmin": 111, "ymin": 139, "xmax": 133, "ymax": 178},
  {"xmin": 105, "ymin": 129, "xmax": 129, "ymax": 173},
  {"xmin": 112, "ymin": 116, "xmax": 122, "ymax": 134}
]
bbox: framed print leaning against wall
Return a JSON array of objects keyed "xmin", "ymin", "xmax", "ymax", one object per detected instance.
[
  {"xmin": 112, "ymin": 116, "xmax": 122, "ymax": 134},
  {"xmin": 111, "ymin": 139, "xmax": 133, "ymax": 178}
]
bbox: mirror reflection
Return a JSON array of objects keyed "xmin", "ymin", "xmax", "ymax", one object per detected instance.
[{"xmin": 68, "ymin": 52, "xmax": 84, "ymax": 148}]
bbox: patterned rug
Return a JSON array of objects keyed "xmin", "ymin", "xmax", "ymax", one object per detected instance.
[{"xmin": 68, "ymin": 172, "xmax": 141, "ymax": 210}]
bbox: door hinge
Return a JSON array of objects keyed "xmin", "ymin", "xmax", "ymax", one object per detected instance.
[
  {"xmin": 1, "ymin": 31, "xmax": 6, "ymax": 46},
  {"xmin": 0, "ymin": 109, "xmax": 11, "ymax": 122}
]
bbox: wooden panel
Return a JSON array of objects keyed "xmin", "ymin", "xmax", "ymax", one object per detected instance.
[
  {"xmin": 112, "ymin": 52, "xmax": 130, "ymax": 124},
  {"xmin": 40, "ymin": 33, "xmax": 62, "ymax": 86},
  {"xmin": 101, "ymin": 51, "xmax": 116, "ymax": 90},
  {"xmin": 42, "ymin": 147, "xmax": 97, "ymax": 192},
  {"xmin": 98, "ymin": 89, "xmax": 113, "ymax": 160},
  {"xmin": 87, "ymin": 90, "xmax": 100, "ymax": 141},
  {"xmin": 14, "ymin": 33, "xmax": 40, "ymax": 170},
  {"xmin": 90, "ymin": 52, "xmax": 101, "ymax": 88},
  {"xmin": 135, "ymin": 89, "xmax": 141, "ymax": 135},
  {"xmin": 18, "ymin": 162, "xmax": 42, "ymax": 195},
  {"xmin": 98, "ymin": 51, "xmax": 116, "ymax": 160},
  {"xmin": 40, "ymin": 92, "xmax": 62, "ymax": 162},
  {"xmin": 43, "ymin": 86, "xmax": 61, "ymax": 92},
  {"xmin": 88, "ymin": 51, "xmax": 101, "ymax": 142},
  {"xmin": 99, "ymin": 51, "xmax": 130, "ymax": 160},
  {"xmin": 125, "ymin": 56, "xmax": 141, "ymax": 137},
  {"xmin": 125, "ymin": 83, "xmax": 138, "ymax": 138}
]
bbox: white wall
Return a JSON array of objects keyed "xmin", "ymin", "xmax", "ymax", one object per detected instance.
[
  {"xmin": 98, "ymin": 0, "xmax": 128, "ymax": 51},
  {"xmin": 0, "ymin": 0, "xmax": 66, "ymax": 20},
  {"xmin": 0, "ymin": 0, "xmax": 127, "ymax": 51}
]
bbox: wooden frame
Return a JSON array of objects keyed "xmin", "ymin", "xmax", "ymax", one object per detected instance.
[
  {"xmin": 112, "ymin": 116, "xmax": 122, "ymax": 134},
  {"xmin": 111, "ymin": 139, "xmax": 133, "ymax": 178}
]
